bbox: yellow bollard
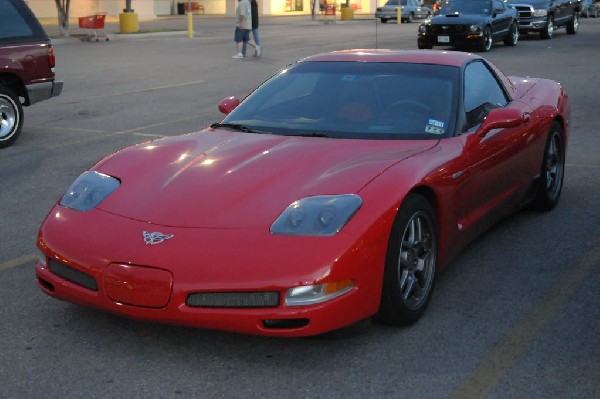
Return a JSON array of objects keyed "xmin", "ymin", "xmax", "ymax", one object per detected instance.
[
  {"xmin": 187, "ymin": 11, "xmax": 193, "ymax": 38},
  {"xmin": 397, "ymin": 6, "xmax": 402, "ymax": 24},
  {"xmin": 119, "ymin": 12, "xmax": 139, "ymax": 33}
]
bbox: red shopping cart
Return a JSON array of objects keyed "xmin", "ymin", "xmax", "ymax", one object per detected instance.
[{"xmin": 78, "ymin": 12, "xmax": 109, "ymax": 42}]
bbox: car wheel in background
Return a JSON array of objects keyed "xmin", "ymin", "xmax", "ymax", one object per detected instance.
[
  {"xmin": 566, "ymin": 12, "xmax": 579, "ymax": 34},
  {"xmin": 478, "ymin": 26, "xmax": 493, "ymax": 52},
  {"xmin": 541, "ymin": 17, "xmax": 554, "ymax": 39},
  {"xmin": 381, "ymin": 18, "xmax": 388, "ymax": 23},
  {"xmin": 0, "ymin": 86, "xmax": 23, "ymax": 148},
  {"xmin": 504, "ymin": 22, "xmax": 519, "ymax": 46},
  {"xmin": 532, "ymin": 122, "xmax": 565, "ymax": 211},
  {"xmin": 375, "ymin": 193, "xmax": 437, "ymax": 325}
]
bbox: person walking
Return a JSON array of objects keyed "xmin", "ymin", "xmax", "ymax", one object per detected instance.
[
  {"xmin": 249, "ymin": 0, "xmax": 261, "ymax": 57},
  {"xmin": 232, "ymin": 0, "xmax": 252, "ymax": 59}
]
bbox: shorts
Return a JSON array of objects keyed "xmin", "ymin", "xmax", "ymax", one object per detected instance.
[{"xmin": 234, "ymin": 26, "xmax": 250, "ymax": 43}]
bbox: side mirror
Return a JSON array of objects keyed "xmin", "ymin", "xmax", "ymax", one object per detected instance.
[
  {"xmin": 218, "ymin": 96, "xmax": 241, "ymax": 115},
  {"xmin": 476, "ymin": 107, "xmax": 525, "ymax": 138}
]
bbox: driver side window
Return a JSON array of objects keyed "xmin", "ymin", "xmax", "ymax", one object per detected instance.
[{"xmin": 463, "ymin": 60, "xmax": 508, "ymax": 131}]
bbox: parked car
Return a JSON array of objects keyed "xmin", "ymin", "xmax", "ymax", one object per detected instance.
[
  {"xmin": 376, "ymin": 0, "xmax": 433, "ymax": 23},
  {"xmin": 506, "ymin": 0, "xmax": 582, "ymax": 39},
  {"xmin": 0, "ymin": 0, "xmax": 63, "ymax": 148},
  {"xmin": 581, "ymin": 0, "xmax": 598, "ymax": 17},
  {"xmin": 36, "ymin": 49, "xmax": 569, "ymax": 337},
  {"xmin": 418, "ymin": 0, "xmax": 519, "ymax": 51}
]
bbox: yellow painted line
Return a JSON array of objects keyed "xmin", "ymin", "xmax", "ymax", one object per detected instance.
[
  {"xmin": 0, "ymin": 253, "xmax": 38, "ymax": 272},
  {"xmin": 450, "ymin": 239, "xmax": 600, "ymax": 399}
]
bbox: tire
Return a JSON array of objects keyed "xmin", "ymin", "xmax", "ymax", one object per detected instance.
[
  {"xmin": 566, "ymin": 12, "xmax": 579, "ymax": 34},
  {"xmin": 418, "ymin": 43, "xmax": 433, "ymax": 49},
  {"xmin": 478, "ymin": 26, "xmax": 493, "ymax": 52},
  {"xmin": 381, "ymin": 18, "xmax": 388, "ymax": 23},
  {"xmin": 531, "ymin": 122, "xmax": 565, "ymax": 211},
  {"xmin": 374, "ymin": 194, "xmax": 438, "ymax": 326},
  {"xmin": 540, "ymin": 16, "xmax": 553, "ymax": 39},
  {"xmin": 504, "ymin": 22, "xmax": 519, "ymax": 46},
  {"xmin": 0, "ymin": 86, "xmax": 24, "ymax": 149},
  {"xmin": 407, "ymin": 12, "xmax": 414, "ymax": 23}
]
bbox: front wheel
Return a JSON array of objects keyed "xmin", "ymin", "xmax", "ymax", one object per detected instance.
[
  {"xmin": 374, "ymin": 194, "xmax": 438, "ymax": 326},
  {"xmin": 531, "ymin": 122, "xmax": 565, "ymax": 211},
  {"xmin": 0, "ymin": 86, "xmax": 24, "ymax": 148},
  {"xmin": 381, "ymin": 18, "xmax": 388, "ymax": 23},
  {"xmin": 540, "ymin": 17, "xmax": 554, "ymax": 39},
  {"xmin": 566, "ymin": 12, "xmax": 579, "ymax": 34},
  {"xmin": 504, "ymin": 22, "xmax": 519, "ymax": 46},
  {"xmin": 478, "ymin": 26, "xmax": 493, "ymax": 52}
]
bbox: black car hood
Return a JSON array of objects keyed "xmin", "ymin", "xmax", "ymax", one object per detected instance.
[{"xmin": 429, "ymin": 13, "xmax": 489, "ymax": 25}]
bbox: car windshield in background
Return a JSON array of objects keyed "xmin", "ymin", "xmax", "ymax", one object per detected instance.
[
  {"xmin": 221, "ymin": 61, "xmax": 459, "ymax": 140},
  {"xmin": 440, "ymin": 1, "xmax": 491, "ymax": 15}
]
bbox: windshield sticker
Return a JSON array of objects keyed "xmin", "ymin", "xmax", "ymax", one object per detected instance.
[
  {"xmin": 340, "ymin": 75, "xmax": 357, "ymax": 82},
  {"xmin": 426, "ymin": 119, "xmax": 446, "ymax": 135}
]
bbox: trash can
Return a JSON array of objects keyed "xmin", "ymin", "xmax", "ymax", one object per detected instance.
[
  {"xmin": 177, "ymin": 2, "xmax": 185, "ymax": 15},
  {"xmin": 340, "ymin": 6, "xmax": 354, "ymax": 20}
]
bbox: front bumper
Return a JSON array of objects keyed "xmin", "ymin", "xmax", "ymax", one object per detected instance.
[
  {"xmin": 418, "ymin": 32, "xmax": 483, "ymax": 48},
  {"xmin": 517, "ymin": 18, "xmax": 548, "ymax": 32},
  {"xmin": 36, "ymin": 206, "xmax": 386, "ymax": 337}
]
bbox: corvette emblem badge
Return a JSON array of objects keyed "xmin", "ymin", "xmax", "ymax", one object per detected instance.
[{"xmin": 143, "ymin": 231, "xmax": 174, "ymax": 246}]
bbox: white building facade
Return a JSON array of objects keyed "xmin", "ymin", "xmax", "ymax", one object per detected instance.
[{"xmin": 26, "ymin": 0, "xmax": 375, "ymax": 19}]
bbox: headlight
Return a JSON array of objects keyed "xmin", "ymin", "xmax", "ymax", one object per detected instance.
[
  {"xmin": 469, "ymin": 25, "xmax": 482, "ymax": 33},
  {"xmin": 533, "ymin": 9, "xmax": 547, "ymax": 17},
  {"xmin": 270, "ymin": 194, "xmax": 362, "ymax": 236},
  {"xmin": 60, "ymin": 171, "xmax": 120, "ymax": 212},
  {"xmin": 419, "ymin": 24, "xmax": 427, "ymax": 33},
  {"xmin": 285, "ymin": 280, "xmax": 354, "ymax": 306}
]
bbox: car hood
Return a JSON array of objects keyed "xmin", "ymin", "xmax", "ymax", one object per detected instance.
[
  {"xmin": 94, "ymin": 130, "xmax": 437, "ymax": 228},
  {"xmin": 429, "ymin": 14, "xmax": 488, "ymax": 25}
]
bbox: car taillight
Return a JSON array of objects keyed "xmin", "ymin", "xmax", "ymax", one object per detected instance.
[{"xmin": 48, "ymin": 45, "xmax": 56, "ymax": 69}]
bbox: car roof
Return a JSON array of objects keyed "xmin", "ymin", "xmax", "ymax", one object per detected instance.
[{"xmin": 300, "ymin": 49, "xmax": 481, "ymax": 68}]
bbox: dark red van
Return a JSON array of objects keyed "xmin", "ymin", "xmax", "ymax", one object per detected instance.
[{"xmin": 0, "ymin": 0, "xmax": 63, "ymax": 148}]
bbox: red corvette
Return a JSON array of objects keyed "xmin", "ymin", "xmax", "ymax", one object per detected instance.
[{"xmin": 36, "ymin": 50, "xmax": 569, "ymax": 336}]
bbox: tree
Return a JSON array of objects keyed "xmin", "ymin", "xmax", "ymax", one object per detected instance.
[{"xmin": 55, "ymin": 0, "xmax": 71, "ymax": 36}]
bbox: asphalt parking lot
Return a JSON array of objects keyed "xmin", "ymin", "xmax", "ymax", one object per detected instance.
[{"xmin": 1, "ymin": 14, "xmax": 599, "ymax": 398}]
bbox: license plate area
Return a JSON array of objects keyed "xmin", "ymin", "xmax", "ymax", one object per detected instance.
[{"xmin": 438, "ymin": 35, "xmax": 450, "ymax": 43}]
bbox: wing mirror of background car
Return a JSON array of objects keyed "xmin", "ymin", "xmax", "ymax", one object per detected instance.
[
  {"xmin": 218, "ymin": 96, "xmax": 241, "ymax": 115},
  {"xmin": 477, "ymin": 107, "xmax": 525, "ymax": 138}
]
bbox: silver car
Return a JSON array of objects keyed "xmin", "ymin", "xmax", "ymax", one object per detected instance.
[{"xmin": 375, "ymin": 0, "xmax": 433, "ymax": 23}]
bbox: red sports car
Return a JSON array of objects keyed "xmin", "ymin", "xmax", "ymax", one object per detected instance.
[{"xmin": 36, "ymin": 50, "xmax": 569, "ymax": 337}]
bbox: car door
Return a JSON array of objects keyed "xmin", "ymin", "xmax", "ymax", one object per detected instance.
[
  {"xmin": 490, "ymin": 0, "xmax": 511, "ymax": 38},
  {"xmin": 455, "ymin": 60, "xmax": 533, "ymax": 237}
]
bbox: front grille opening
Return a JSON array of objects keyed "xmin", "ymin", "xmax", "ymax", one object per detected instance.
[
  {"xmin": 262, "ymin": 319, "xmax": 310, "ymax": 329},
  {"xmin": 48, "ymin": 259, "xmax": 98, "ymax": 291},
  {"xmin": 186, "ymin": 291, "xmax": 280, "ymax": 308},
  {"xmin": 37, "ymin": 277, "xmax": 55, "ymax": 292}
]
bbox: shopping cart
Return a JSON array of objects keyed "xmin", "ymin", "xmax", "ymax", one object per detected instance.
[{"xmin": 78, "ymin": 12, "xmax": 109, "ymax": 42}]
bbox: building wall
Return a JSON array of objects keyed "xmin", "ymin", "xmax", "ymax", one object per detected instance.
[{"xmin": 26, "ymin": 0, "xmax": 376, "ymax": 18}]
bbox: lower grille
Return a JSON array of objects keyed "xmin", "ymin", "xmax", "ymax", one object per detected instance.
[
  {"xmin": 49, "ymin": 259, "xmax": 98, "ymax": 291},
  {"xmin": 186, "ymin": 291, "xmax": 280, "ymax": 308}
]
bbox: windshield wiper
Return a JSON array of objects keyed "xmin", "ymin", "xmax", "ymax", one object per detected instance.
[
  {"xmin": 210, "ymin": 123, "xmax": 260, "ymax": 133},
  {"xmin": 284, "ymin": 132, "xmax": 329, "ymax": 138}
]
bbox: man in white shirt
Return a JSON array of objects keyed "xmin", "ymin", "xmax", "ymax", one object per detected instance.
[{"xmin": 232, "ymin": 0, "xmax": 252, "ymax": 59}]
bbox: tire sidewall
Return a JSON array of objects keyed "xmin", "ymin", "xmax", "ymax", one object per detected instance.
[
  {"xmin": 0, "ymin": 86, "xmax": 24, "ymax": 148},
  {"xmin": 376, "ymin": 194, "xmax": 438, "ymax": 325}
]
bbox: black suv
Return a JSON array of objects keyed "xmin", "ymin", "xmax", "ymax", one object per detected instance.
[
  {"xmin": 0, "ymin": 0, "xmax": 63, "ymax": 148},
  {"xmin": 507, "ymin": 0, "xmax": 582, "ymax": 39}
]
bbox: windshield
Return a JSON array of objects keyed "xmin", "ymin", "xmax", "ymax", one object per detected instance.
[
  {"xmin": 440, "ymin": 0, "xmax": 492, "ymax": 14},
  {"xmin": 221, "ymin": 61, "xmax": 459, "ymax": 140}
]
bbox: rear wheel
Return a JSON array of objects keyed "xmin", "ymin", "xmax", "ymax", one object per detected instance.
[
  {"xmin": 0, "ymin": 86, "xmax": 23, "ymax": 148},
  {"xmin": 407, "ymin": 12, "xmax": 414, "ymax": 22},
  {"xmin": 374, "ymin": 194, "xmax": 437, "ymax": 326},
  {"xmin": 531, "ymin": 122, "xmax": 565, "ymax": 211},
  {"xmin": 566, "ymin": 12, "xmax": 579, "ymax": 34}
]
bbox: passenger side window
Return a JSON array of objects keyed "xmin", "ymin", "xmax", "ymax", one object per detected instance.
[
  {"xmin": 493, "ymin": 0, "xmax": 505, "ymax": 14},
  {"xmin": 0, "ymin": 1, "xmax": 33, "ymax": 39},
  {"xmin": 463, "ymin": 60, "xmax": 508, "ymax": 130}
]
